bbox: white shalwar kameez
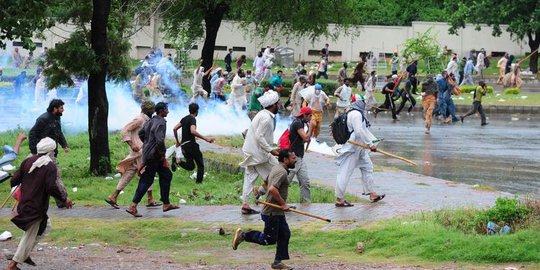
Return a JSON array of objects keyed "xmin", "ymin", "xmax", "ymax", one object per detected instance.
[
  {"xmin": 335, "ymin": 110, "xmax": 378, "ymax": 198},
  {"xmin": 239, "ymin": 109, "xmax": 278, "ymax": 204},
  {"xmin": 191, "ymin": 68, "xmax": 208, "ymax": 102},
  {"xmin": 229, "ymin": 75, "xmax": 247, "ymax": 110}
]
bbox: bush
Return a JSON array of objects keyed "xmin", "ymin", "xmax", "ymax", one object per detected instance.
[
  {"xmin": 475, "ymin": 197, "xmax": 532, "ymax": 233},
  {"xmin": 503, "ymin": 88, "xmax": 520, "ymax": 95}
]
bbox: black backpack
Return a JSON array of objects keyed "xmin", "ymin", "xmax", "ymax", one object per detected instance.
[
  {"xmin": 331, "ymin": 109, "xmax": 365, "ymax": 144},
  {"xmin": 484, "ymin": 56, "xmax": 490, "ymax": 68}
]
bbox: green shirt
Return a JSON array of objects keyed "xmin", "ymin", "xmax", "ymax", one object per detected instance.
[
  {"xmin": 474, "ymin": 86, "xmax": 487, "ymax": 102},
  {"xmin": 248, "ymin": 87, "xmax": 264, "ymax": 111}
]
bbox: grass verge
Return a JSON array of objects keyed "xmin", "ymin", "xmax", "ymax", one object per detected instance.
[
  {"xmin": 0, "ymin": 208, "xmax": 539, "ymax": 266},
  {"xmin": 0, "ymin": 131, "xmax": 359, "ymax": 206}
]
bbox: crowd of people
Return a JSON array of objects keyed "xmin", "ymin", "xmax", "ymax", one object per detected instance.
[{"xmin": 1, "ymin": 43, "xmax": 525, "ymax": 270}]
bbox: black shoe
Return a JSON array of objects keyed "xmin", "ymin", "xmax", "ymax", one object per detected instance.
[
  {"xmin": 171, "ymin": 157, "xmax": 177, "ymax": 172},
  {"xmin": 481, "ymin": 122, "xmax": 489, "ymax": 126},
  {"xmin": 460, "ymin": 116, "xmax": 464, "ymax": 123},
  {"xmin": 5, "ymin": 255, "xmax": 36, "ymax": 266}
]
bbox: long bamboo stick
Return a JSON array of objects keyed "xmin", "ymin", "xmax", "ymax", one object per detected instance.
[
  {"xmin": 0, "ymin": 185, "xmax": 18, "ymax": 209},
  {"xmin": 256, "ymin": 200, "xmax": 331, "ymax": 223},
  {"xmin": 517, "ymin": 48, "xmax": 539, "ymax": 66},
  {"xmin": 347, "ymin": 140, "xmax": 417, "ymax": 166}
]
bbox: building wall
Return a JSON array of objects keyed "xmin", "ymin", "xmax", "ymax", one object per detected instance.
[{"xmin": 3, "ymin": 20, "xmax": 526, "ymax": 65}]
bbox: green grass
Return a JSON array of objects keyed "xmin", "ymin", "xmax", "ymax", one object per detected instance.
[
  {"xmin": 0, "ymin": 209, "xmax": 539, "ymax": 265},
  {"xmin": 0, "ymin": 131, "xmax": 359, "ymax": 206}
]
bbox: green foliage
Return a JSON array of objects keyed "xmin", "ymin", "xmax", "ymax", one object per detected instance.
[
  {"xmin": 0, "ymin": 0, "xmax": 56, "ymax": 50},
  {"xmin": 476, "ymin": 198, "xmax": 533, "ymax": 228},
  {"xmin": 446, "ymin": 0, "xmax": 540, "ymax": 73},
  {"xmin": 0, "ymin": 132, "xmax": 357, "ymax": 206},
  {"xmin": 401, "ymin": 28, "xmax": 443, "ymax": 74},
  {"xmin": 503, "ymin": 88, "xmax": 521, "ymax": 95},
  {"xmin": 354, "ymin": 0, "xmax": 446, "ymax": 26},
  {"xmin": 3, "ymin": 209, "xmax": 539, "ymax": 264}
]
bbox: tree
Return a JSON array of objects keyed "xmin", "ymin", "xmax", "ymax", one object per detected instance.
[
  {"xmin": 1, "ymin": 0, "xmax": 161, "ymax": 175},
  {"xmin": 446, "ymin": 0, "xmax": 540, "ymax": 73},
  {"xmin": 160, "ymin": 0, "xmax": 359, "ymax": 90},
  {"xmin": 402, "ymin": 28, "xmax": 443, "ymax": 74}
]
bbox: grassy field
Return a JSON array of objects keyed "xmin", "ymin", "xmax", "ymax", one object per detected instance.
[
  {"xmin": 0, "ymin": 131, "xmax": 359, "ymax": 207},
  {"xmin": 0, "ymin": 207, "xmax": 539, "ymax": 266}
]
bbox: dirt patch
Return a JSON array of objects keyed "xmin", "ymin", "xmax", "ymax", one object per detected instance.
[{"xmin": 0, "ymin": 240, "xmax": 465, "ymax": 270}]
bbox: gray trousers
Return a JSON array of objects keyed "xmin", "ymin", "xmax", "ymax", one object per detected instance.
[
  {"xmin": 462, "ymin": 101, "xmax": 486, "ymax": 124},
  {"xmin": 287, "ymin": 157, "xmax": 311, "ymax": 203}
]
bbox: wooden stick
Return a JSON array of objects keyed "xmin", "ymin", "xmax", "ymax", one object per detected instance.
[
  {"xmin": 0, "ymin": 185, "xmax": 18, "ymax": 209},
  {"xmin": 256, "ymin": 200, "xmax": 331, "ymax": 223},
  {"xmin": 347, "ymin": 140, "xmax": 417, "ymax": 166},
  {"xmin": 517, "ymin": 48, "xmax": 539, "ymax": 66}
]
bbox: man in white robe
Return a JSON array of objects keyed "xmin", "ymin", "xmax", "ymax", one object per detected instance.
[{"xmin": 239, "ymin": 90, "xmax": 280, "ymax": 214}]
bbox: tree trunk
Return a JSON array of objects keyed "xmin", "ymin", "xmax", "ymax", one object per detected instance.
[
  {"xmin": 88, "ymin": 0, "xmax": 112, "ymax": 176},
  {"xmin": 527, "ymin": 31, "xmax": 539, "ymax": 74},
  {"xmin": 201, "ymin": 6, "xmax": 227, "ymax": 91}
]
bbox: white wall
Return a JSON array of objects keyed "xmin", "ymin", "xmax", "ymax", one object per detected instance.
[{"xmin": 3, "ymin": 20, "xmax": 525, "ymax": 64}]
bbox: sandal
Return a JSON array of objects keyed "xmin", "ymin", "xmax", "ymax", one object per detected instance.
[
  {"xmin": 370, "ymin": 194, "xmax": 386, "ymax": 203},
  {"xmin": 163, "ymin": 204, "xmax": 180, "ymax": 212},
  {"xmin": 105, "ymin": 198, "xmax": 120, "ymax": 209},
  {"xmin": 241, "ymin": 208, "xmax": 260, "ymax": 215},
  {"xmin": 126, "ymin": 208, "xmax": 142, "ymax": 218},
  {"xmin": 146, "ymin": 201, "xmax": 163, "ymax": 207},
  {"xmin": 335, "ymin": 200, "xmax": 354, "ymax": 207}
]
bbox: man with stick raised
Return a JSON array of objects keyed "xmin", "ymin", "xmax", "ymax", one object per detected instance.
[
  {"xmin": 335, "ymin": 97, "xmax": 385, "ymax": 206},
  {"xmin": 233, "ymin": 149, "xmax": 297, "ymax": 270}
]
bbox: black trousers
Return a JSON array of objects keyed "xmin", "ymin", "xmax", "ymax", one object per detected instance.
[
  {"xmin": 132, "ymin": 159, "xmax": 172, "ymax": 204},
  {"xmin": 244, "ymin": 214, "xmax": 291, "ymax": 261},
  {"xmin": 179, "ymin": 142, "xmax": 205, "ymax": 183},
  {"xmin": 396, "ymin": 92, "xmax": 416, "ymax": 114},
  {"xmin": 409, "ymin": 76, "xmax": 418, "ymax": 94},
  {"xmin": 376, "ymin": 93, "xmax": 397, "ymax": 119}
]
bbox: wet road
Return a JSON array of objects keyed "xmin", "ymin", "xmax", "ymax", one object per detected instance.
[{"xmin": 318, "ymin": 112, "xmax": 540, "ymax": 196}]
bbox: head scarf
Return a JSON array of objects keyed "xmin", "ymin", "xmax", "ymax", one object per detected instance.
[
  {"xmin": 29, "ymin": 137, "xmax": 56, "ymax": 173},
  {"xmin": 258, "ymin": 90, "xmax": 279, "ymax": 108},
  {"xmin": 350, "ymin": 95, "xmax": 370, "ymax": 128}
]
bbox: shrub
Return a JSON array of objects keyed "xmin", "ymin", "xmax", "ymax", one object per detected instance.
[
  {"xmin": 474, "ymin": 197, "xmax": 532, "ymax": 233},
  {"xmin": 503, "ymin": 88, "xmax": 520, "ymax": 95}
]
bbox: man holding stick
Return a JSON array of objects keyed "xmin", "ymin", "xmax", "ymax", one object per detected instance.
[
  {"xmin": 233, "ymin": 149, "xmax": 297, "ymax": 270},
  {"xmin": 335, "ymin": 97, "xmax": 385, "ymax": 206}
]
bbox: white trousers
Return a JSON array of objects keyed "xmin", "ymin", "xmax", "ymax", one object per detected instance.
[
  {"xmin": 241, "ymin": 162, "xmax": 274, "ymax": 204},
  {"xmin": 335, "ymin": 151, "xmax": 374, "ymax": 199},
  {"xmin": 13, "ymin": 219, "xmax": 51, "ymax": 264}
]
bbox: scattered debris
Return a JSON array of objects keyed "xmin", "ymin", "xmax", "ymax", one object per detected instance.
[
  {"xmin": 105, "ymin": 176, "xmax": 113, "ymax": 180},
  {"xmin": 114, "ymin": 173, "xmax": 121, "ymax": 178},
  {"xmin": 356, "ymin": 242, "xmax": 364, "ymax": 253},
  {"xmin": 0, "ymin": 231, "xmax": 12, "ymax": 241},
  {"xmin": 179, "ymin": 199, "xmax": 187, "ymax": 204},
  {"xmin": 72, "ymin": 187, "xmax": 78, "ymax": 192}
]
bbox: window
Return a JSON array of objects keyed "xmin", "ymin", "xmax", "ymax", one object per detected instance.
[
  {"xmin": 309, "ymin": 49, "xmax": 341, "ymax": 57},
  {"xmin": 215, "ymin": 45, "xmax": 227, "ymax": 51},
  {"xmin": 191, "ymin": 45, "xmax": 198, "ymax": 50},
  {"xmin": 164, "ymin": 44, "xmax": 173, "ymax": 49}
]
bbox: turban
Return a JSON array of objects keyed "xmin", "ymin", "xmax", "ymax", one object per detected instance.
[
  {"xmin": 37, "ymin": 137, "xmax": 56, "ymax": 154},
  {"xmin": 30, "ymin": 137, "xmax": 56, "ymax": 173},
  {"xmin": 258, "ymin": 90, "xmax": 279, "ymax": 108}
]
